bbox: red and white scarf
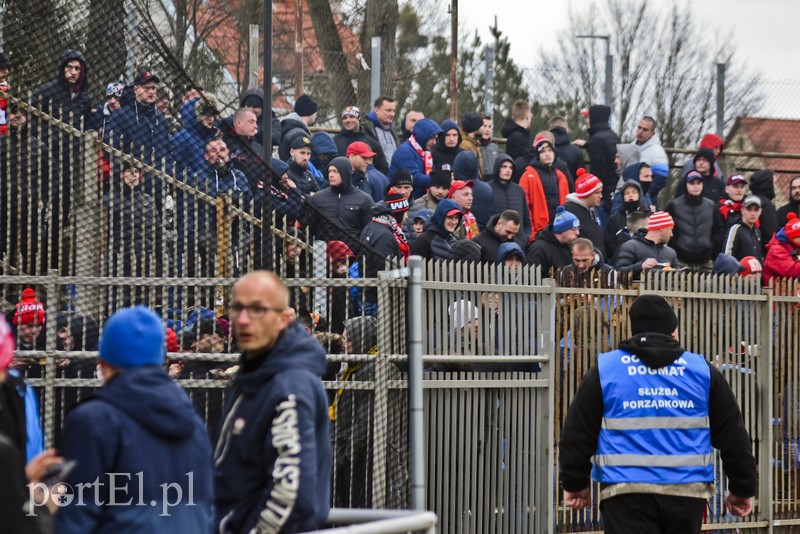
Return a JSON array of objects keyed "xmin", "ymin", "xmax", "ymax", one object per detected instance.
[
  {"xmin": 372, "ymin": 214, "xmax": 410, "ymax": 260},
  {"xmin": 463, "ymin": 211, "xmax": 479, "ymax": 240},
  {"xmin": 409, "ymin": 135, "xmax": 433, "ymax": 176}
]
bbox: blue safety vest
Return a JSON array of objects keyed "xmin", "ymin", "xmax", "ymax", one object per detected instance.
[{"xmin": 592, "ymin": 348, "xmax": 714, "ymax": 485}]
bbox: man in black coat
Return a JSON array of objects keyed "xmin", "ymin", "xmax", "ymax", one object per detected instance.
[
  {"xmin": 564, "ymin": 170, "xmax": 606, "ymax": 259},
  {"xmin": 777, "ymin": 175, "xmax": 800, "ymax": 228},
  {"xmin": 333, "ymin": 105, "xmax": 389, "ymax": 174},
  {"xmin": 500, "ymin": 99, "xmax": 532, "ymax": 161},
  {"xmin": 488, "ymin": 155, "xmax": 532, "ymax": 248},
  {"xmin": 549, "ymin": 116, "xmax": 584, "ymax": 180},
  {"xmin": 526, "ymin": 206, "xmax": 580, "ymax": 276},
  {"xmin": 748, "ymin": 169, "xmax": 779, "ymax": 244},
  {"xmin": 585, "ymin": 104, "xmax": 620, "ymax": 222},
  {"xmin": 473, "ymin": 210, "xmax": 522, "ymax": 264}
]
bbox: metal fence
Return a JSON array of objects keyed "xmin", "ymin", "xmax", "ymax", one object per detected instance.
[{"xmin": 5, "ymin": 262, "xmax": 800, "ymax": 532}]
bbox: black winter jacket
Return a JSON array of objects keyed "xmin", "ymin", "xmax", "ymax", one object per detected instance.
[
  {"xmin": 749, "ymin": 169, "xmax": 779, "ymax": 244},
  {"xmin": 585, "ymin": 105, "xmax": 620, "ymax": 210},
  {"xmin": 307, "ymin": 157, "xmax": 374, "ymax": 243},
  {"xmin": 550, "ymin": 126, "xmax": 584, "ymax": 179},
  {"xmin": 500, "ymin": 118, "xmax": 531, "ymax": 161},
  {"xmin": 614, "ymin": 233, "xmax": 678, "ymax": 279},
  {"xmin": 526, "ymin": 226, "xmax": 572, "ymax": 275},
  {"xmin": 488, "ymin": 155, "xmax": 532, "ymax": 247},
  {"xmin": 666, "ymin": 193, "xmax": 724, "ymax": 264},
  {"xmin": 564, "ymin": 195, "xmax": 606, "ymax": 259},
  {"xmin": 409, "ymin": 199, "xmax": 462, "ymax": 260},
  {"xmin": 333, "ymin": 127, "xmax": 389, "ymax": 174},
  {"xmin": 723, "ymin": 223, "xmax": 764, "ymax": 263}
]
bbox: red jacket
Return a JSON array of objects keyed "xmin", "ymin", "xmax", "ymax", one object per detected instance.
[{"xmin": 763, "ymin": 231, "xmax": 800, "ymax": 285}]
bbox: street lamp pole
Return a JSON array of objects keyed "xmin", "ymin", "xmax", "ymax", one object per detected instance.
[{"xmin": 575, "ymin": 34, "xmax": 612, "ymax": 108}]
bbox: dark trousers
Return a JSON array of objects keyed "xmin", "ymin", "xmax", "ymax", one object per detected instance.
[{"xmin": 601, "ymin": 493, "xmax": 707, "ymax": 534}]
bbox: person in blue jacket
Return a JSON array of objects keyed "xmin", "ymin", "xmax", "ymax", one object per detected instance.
[
  {"xmin": 56, "ymin": 306, "xmax": 213, "ymax": 534},
  {"xmin": 389, "ymin": 118, "xmax": 442, "ymax": 200},
  {"xmin": 171, "ymin": 95, "xmax": 220, "ymax": 176},
  {"xmin": 214, "ymin": 271, "xmax": 330, "ymax": 534}
]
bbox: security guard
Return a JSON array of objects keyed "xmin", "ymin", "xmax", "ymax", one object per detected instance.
[{"xmin": 558, "ymin": 295, "xmax": 756, "ymax": 533}]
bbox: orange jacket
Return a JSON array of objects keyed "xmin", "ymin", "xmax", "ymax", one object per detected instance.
[{"xmin": 519, "ymin": 165, "xmax": 570, "ymax": 241}]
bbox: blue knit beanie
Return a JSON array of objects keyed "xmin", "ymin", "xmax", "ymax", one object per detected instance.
[
  {"xmin": 100, "ymin": 306, "xmax": 165, "ymax": 369},
  {"xmin": 552, "ymin": 206, "xmax": 580, "ymax": 234}
]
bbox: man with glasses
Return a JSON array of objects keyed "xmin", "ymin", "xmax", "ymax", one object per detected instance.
[{"xmin": 214, "ymin": 271, "xmax": 331, "ymax": 534}]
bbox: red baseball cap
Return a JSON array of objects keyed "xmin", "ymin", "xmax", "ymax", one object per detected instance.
[
  {"xmin": 448, "ymin": 179, "xmax": 474, "ymax": 197},
  {"xmin": 346, "ymin": 141, "xmax": 376, "ymax": 158}
]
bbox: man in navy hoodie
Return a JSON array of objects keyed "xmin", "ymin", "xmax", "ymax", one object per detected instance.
[
  {"xmin": 56, "ymin": 306, "xmax": 213, "ymax": 534},
  {"xmin": 214, "ymin": 271, "xmax": 331, "ymax": 534}
]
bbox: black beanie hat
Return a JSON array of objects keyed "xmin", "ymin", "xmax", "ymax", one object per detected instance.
[
  {"xmin": 294, "ymin": 94, "xmax": 318, "ymax": 116},
  {"xmin": 629, "ymin": 295, "xmax": 678, "ymax": 336},
  {"xmin": 694, "ymin": 147, "xmax": 716, "ymax": 166},
  {"xmin": 429, "ymin": 169, "xmax": 452, "ymax": 189},
  {"xmin": 461, "ymin": 112, "xmax": 483, "ymax": 134}
]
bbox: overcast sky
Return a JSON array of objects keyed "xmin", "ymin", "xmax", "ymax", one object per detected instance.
[{"xmin": 456, "ymin": 0, "xmax": 799, "ymax": 117}]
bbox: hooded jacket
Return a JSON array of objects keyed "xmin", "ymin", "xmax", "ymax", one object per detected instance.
[
  {"xmin": 604, "ymin": 180, "xmax": 649, "ymax": 258},
  {"xmin": 550, "ymin": 126, "xmax": 585, "ymax": 179},
  {"xmin": 453, "ymin": 151, "xmax": 493, "ymax": 231},
  {"xmin": 585, "ymin": 105, "xmax": 621, "ymax": 210},
  {"xmin": 749, "ymin": 169, "xmax": 779, "ymax": 245},
  {"xmin": 564, "ymin": 194, "xmax": 606, "ymax": 259},
  {"xmin": 171, "ymin": 97, "xmax": 219, "ymax": 175},
  {"xmin": 389, "ymin": 118, "xmax": 443, "ymax": 199},
  {"xmin": 308, "ymin": 156, "xmax": 374, "ymax": 242},
  {"xmin": 496, "ymin": 241, "xmax": 525, "ymax": 264},
  {"xmin": 56, "ymin": 366, "xmax": 213, "ymax": 534},
  {"xmin": 409, "ymin": 199, "xmax": 462, "ymax": 260},
  {"xmin": 278, "ymin": 111, "xmax": 311, "ymax": 160},
  {"xmin": 360, "ymin": 201, "xmax": 406, "ymax": 280},
  {"xmin": 612, "ymin": 162, "xmax": 654, "ymax": 214},
  {"xmin": 519, "ymin": 155, "xmax": 570, "ymax": 241},
  {"xmin": 500, "ymin": 118, "xmax": 532, "ymax": 161},
  {"xmin": 31, "ymin": 49, "xmax": 91, "ymax": 124},
  {"xmin": 559, "ymin": 333, "xmax": 756, "ymax": 500},
  {"xmin": 105, "ymin": 90, "xmax": 171, "ymax": 177},
  {"xmin": 763, "ymin": 229, "xmax": 800, "ymax": 284},
  {"xmin": 488, "ymin": 155, "xmax": 532, "ymax": 247},
  {"xmin": 525, "ymin": 225, "xmax": 573, "ymax": 276},
  {"xmin": 213, "ymin": 321, "xmax": 330, "ymax": 534},
  {"xmin": 430, "ymin": 119, "xmax": 464, "ymax": 172},
  {"xmin": 636, "ymin": 131, "xmax": 669, "ymax": 199}
]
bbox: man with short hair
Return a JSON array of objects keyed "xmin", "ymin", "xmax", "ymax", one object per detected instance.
[
  {"xmin": 279, "ymin": 93, "xmax": 318, "ymax": 160},
  {"xmin": 363, "ymin": 95, "xmax": 398, "ymax": 160},
  {"xmin": 333, "ymin": 105, "xmax": 389, "ymax": 174},
  {"xmin": 666, "ymin": 171, "xmax": 725, "ymax": 273},
  {"xmin": 214, "ymin": 272, "xmax": 331, "ymax": 533},
  {"xmin": 460, "ymin": 112, "xmax": 486, "ymax": 178},
  {"xmin": 724, "ymin": 195, "xmax": 764, "ymax": 262},
  {"xmin": 223, "ymin": 108, "xmax": 267, "ymax": 193},
  {"xmin": 549, "ymin": 115, "xmax": 584, "ymax": 180},
  {"xmin": 501, "ymin": 99, "xmax": 532, "ymax": 161},
  {"xmin": 57, "ymin": 306, "xmax": 213, "ymax": 533},
  {"xmin": 286, "ymin": 135, "xmax": 321, "ymax": 197},
  {"xmin": 777, "ymin": 175, "xmax": 800, "ymax": 228},
  {"xmin": 488, "ymin": 155, "xmax": 532, "ymax": 248},
  {"xmin": 400, "ymin": 110, "xmax": 425, "ymax": 142},
  {"xmin": 527, "ymin": 206, "xmax": 581, "ymax": 275},
  {"xmin": 564, "ymin": 169, "xmax": 606, "ymax": 258},
  {"xmin": 634, "ymin": 116, "xmax": 669, "ymax": 203},
  {"xmin": 560, "ymin": 295, "xmax": 755, "ymax": 533},
  {"xmin": 480, "ymin": 115, "xmax": 501, "ymax": 177},
  {"xmin": 473, "ymin": 209, "xmax": 522, "ymax": 263},
  {"xmin": 614, "ymin": 211, "xmax": 678, "ymax": 279},
  {"xmin": 558, "ymin": 237, "xmax": 617, "ymax": 288}
]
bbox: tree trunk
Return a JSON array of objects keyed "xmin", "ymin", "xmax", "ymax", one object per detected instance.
[
  {"xmin": 359, "ymin": 0, "xmax": 398, "ymax": 106},
  {"xmin": 306, "ymin": 0, "xmax": 356, "ymax": 114},
  {"xmin": 85, "ymin": 0, "xmax": 127, "ymax": 96}
]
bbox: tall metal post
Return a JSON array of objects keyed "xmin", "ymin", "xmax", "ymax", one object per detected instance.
[
  {"xmin": 604, "ymin": 38, "xmax": 613, "ymax": 108},
  {"xmin": 407, "ymin": 256, "xmax": 425, "ymax": 511},
  {"xmin": 483, "ymin": 44, "xmax": 494, "ymax": 118},
  {"xmin": 293, "ymin": 0, "xmax": 303, "ymax": 98},
  {"xmin": 449, "ymin": 0, "xmax": 458, "ymax": 120},
  {"xmin": 248, "ymin": 25, "xmax": 259, "ymax": 89},
  {"xmin": 370, "ymin": 37, "xmax": 381, "ymax": 108},
  {"xmin": 716, "ymin": 62, "xmax": 726, "ymax": 137},
  {"xmin": 262, "ymin": 0, "xmax": 273, "ymax": 270}
]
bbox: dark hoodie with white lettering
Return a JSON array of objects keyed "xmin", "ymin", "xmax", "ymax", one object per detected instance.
[
  {"xmin": 558, "ymin": 332, "xmax": 756, "ymax": 499},
  {"xmin": 213, "ymin": 321, "xmax": 331, "ymax": 534}
]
